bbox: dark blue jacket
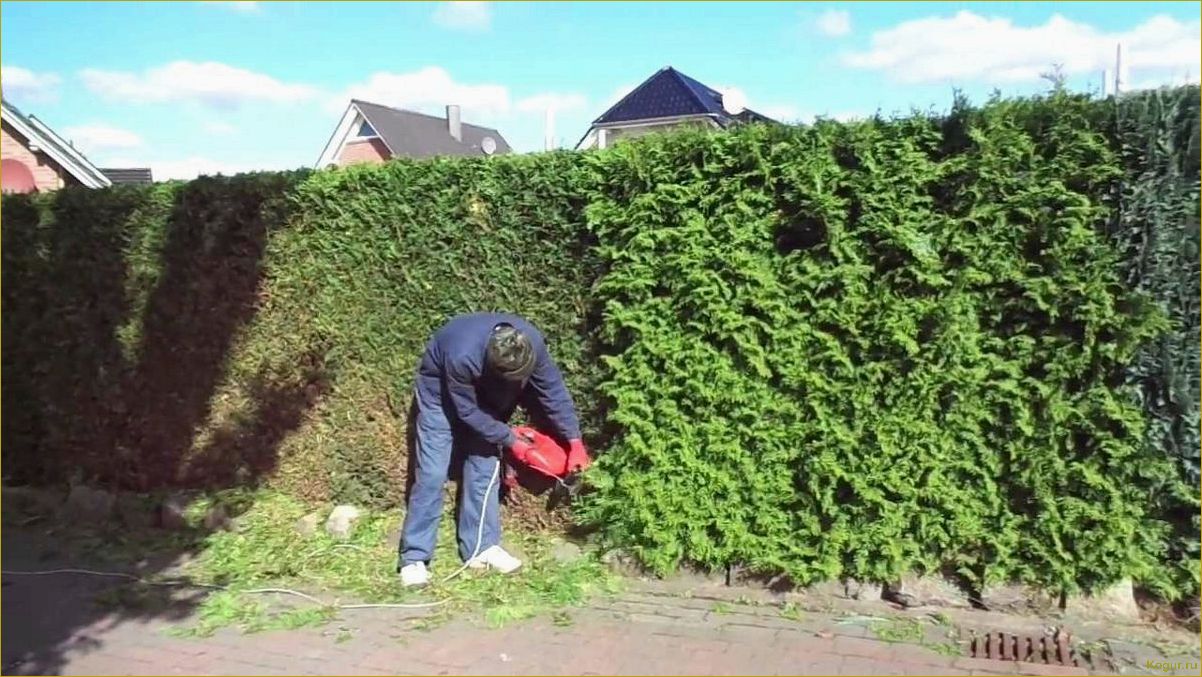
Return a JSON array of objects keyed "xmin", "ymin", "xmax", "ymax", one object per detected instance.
[{"xmin": 417, "ymin": 312, "xmax": 581, "ymax": 448}]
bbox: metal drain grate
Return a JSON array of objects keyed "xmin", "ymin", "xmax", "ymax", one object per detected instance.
[{"xmin": 968, "ymin": 628, "xmax": 1079, "ymax": 667}]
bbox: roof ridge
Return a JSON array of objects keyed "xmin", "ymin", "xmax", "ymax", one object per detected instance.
[
  {"xmin": 353, "ymin": 99, "xmax": 500, "ymax": 135},
  {"xmin": 594, "ymin": 66, "xmax": 724, "ymax": 126},
  {"xmin": 592, "ymin": 65, "xmax": 678, "ymax": 124},
  {"xmin": 668, "ymin": 68, "xmax": 722, "ymax": 116},
  {"xmin": 1, "ymin": 100, "xmax": 110, "ymax": 187}
]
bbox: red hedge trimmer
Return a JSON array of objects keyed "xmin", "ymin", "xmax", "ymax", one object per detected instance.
[{"xmin": 504, "ymin": 426, "xmax": 586, "ymax": 510}]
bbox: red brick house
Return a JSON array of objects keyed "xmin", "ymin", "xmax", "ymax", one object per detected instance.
[
  {"xmin": 316, "ymin": 99, "xmax": 511, "ymax": 168},
  {"xmin": 1, "ymin": 97, "xmax": 151, "ymax": 194}
]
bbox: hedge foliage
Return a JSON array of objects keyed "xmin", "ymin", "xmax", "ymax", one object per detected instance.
[
  {"xmin": 2, "ymin": 155, "xmax": 601, "ymax": 509},
  {"xmin": 1108, "ymin": 85, "xmax": 1201, "ymax": 595},
  {"xmin": 239, "ymin": 153, "xmax": 604, "ymax": 506},
  {"xmin": 2, "ymin": 87, "xmax": 1196, "ymax": 598},
  {"xmin": 576, "ymin": 90, "xmax": 1192, "ymax": 599}
]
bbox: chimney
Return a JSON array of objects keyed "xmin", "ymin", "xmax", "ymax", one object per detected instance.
[{"xmin": 447, "ymin": 104, "xmax": 462, "ymax": 142}]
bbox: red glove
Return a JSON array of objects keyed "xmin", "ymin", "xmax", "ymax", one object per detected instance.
[
  {"xmin": 566, "ymin": 438, "xmax": 592, "ymax": 473},
  {"xmin": 502, "ymin": 463, "xmax": 518, "ymax": 491}
]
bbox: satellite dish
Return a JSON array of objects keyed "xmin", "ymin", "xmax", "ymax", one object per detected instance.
[
  {"xmin": 721, "ymin": 88, "xmax": 747, "ymax": 115},
  {"xmin": 481, "ymin": 136, "xmax": 497, "ymax": 155}
]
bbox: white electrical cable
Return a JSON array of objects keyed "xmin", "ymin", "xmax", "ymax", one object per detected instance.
[
  {"xmin": 7, "ymin": 453, "xmax": 508, "ymax": 604},
  {"xmin": 0, "ymin": 568, "xmax": 448, "ymax": 609},
  {"xmin": 438, "ymin": 454, "xmax": 502, "ymax": 584}
]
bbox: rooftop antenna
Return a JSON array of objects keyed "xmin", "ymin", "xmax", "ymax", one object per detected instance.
[{"xmin": 1114, "ymin": 42, "xmax": 1125, "ymax": 95}]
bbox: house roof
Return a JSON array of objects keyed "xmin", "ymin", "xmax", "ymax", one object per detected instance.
[
  {"xmin": 353, "ymin": 99, "xmax": 512, "ymax": 159},
  {"xmin": 101, "ymin": 168, "xmax": 154, "ymax": 185},
  {"xmin": 593, "ymin": 66, "xmax": 777, "ymax": 128},
  {"xmin": 1, "ymin": 97, "xmax": 112, "ymax": 188}
]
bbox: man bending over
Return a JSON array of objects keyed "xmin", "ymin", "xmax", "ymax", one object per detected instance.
[{"xmin": 399, "ymin": 312, "xmax": 590, "ymax": 587}]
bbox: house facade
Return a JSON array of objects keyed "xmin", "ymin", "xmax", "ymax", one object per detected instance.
[
  {"xmin": 316, "ymin": 100, "xmax": 512, "ymax": 168},
  {"xmin": 1, "ymin": 97, "xmax": 151, "ymax": 194},
  {"xmin": 576, "ymin": 66, "xmax": 777, "ymax": 150}
]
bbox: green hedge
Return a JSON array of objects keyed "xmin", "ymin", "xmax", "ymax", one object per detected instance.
[
  {"xmin": 2, "ymin": 155, "xmax": 602, "ymax": 509},
  {"xmin": 238, "ymin": 152, "xmax": 604, "ymax": 506},
  {"xmin": 2, "ymin": 87, "xmax": 1196, "ymax": 599},
  {"xmin": 576, "ymin": 91, "xmax": 1189, "ymax": 599},
  {"xmin": 1108, "ymin": 85, "xmax": 1201, "ymax": 596}
]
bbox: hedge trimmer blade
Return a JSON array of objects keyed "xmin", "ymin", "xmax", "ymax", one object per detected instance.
[{"xmin": 547, "ymin": 470, "xmax": 583, "ymax": 510}]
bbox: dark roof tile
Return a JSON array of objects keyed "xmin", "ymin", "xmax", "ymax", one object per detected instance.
[
  {"xmin": 593, "ymin": 67, "xmax": 778, "ymax": 128},
  {"xmin": 353, "ymin": 100, "xmax": 512, "ymax": 159},
  {"xmin": 100, "ymin": 168, "xmax": 153, "ymax": 184}
]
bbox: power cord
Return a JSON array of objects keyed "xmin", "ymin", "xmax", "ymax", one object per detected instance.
[
  {"xmin": 437, "ymin": 454, "xmax": 501, "ymax": 584},
  {"xmin": 6, "ymin": 453, "xmax": 513, "ymax": 604},
  {"xmin": 0, "ymin": 567, "xmax": 448, "ymax": 610}
]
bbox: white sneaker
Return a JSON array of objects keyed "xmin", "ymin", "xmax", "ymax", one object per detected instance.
[
  {"xmin": 466, "ymin": 545, "xmax": 522, "ymax": 574},
  {"xmin": 400, "ymin": 561, "xmax": 430, "ymax": 587}
]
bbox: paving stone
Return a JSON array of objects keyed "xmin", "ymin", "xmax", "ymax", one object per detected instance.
[
  {"xmin": 1014, "ymin": 664, "xmax": 1091, "ymax": 676},
  {"xmin": 955, "ymin": 656, "xmax": 1022, "ymax": 673},
  {"xmin": 832, "ymin": 634, "xmax": 895, "ymax": 658},
  {"xmin": 901, "ymin": 664, "xmax": 968, "ymax": 675},
  {"xmin": 4, "ymin": 526, "xmax": 1117, "ymax": 677},
  {"xmin": 841, "ymin": 656, "xmax": 910, "ymax": 675}
]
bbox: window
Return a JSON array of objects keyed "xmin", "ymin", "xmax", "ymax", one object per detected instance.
[{"xmin": 354, "ymin": 119, "xmax": 378, "ymax": 139}]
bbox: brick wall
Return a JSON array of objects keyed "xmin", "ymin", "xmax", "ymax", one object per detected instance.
[
  {"xmin": 1, "ymin": 121, "xmax": 70, "ymax": 192},
  {"xmin": 338, "ymin": 138, "xmax": 391, "ymax": 166}
]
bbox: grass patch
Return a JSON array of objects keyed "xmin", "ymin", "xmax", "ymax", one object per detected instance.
[
  {"xmin": 867, "ymin": 615, "xmax": 965, "ymax": 657},
  {"xmin": 21, "ymin": 488, "xmax": 619, "ymax": 637},
  {"xmin": 871, "ymin": 617, "xmax": 925, "ymax": 643},
  {"xmin": 1107, "ymin": 636, "xmax": 1202, "ymax": 659},
  {"xmin": 175, "ymin": 490, "xmax": 621, "ymax": 635},
  {"xmin": 779, "ymin": 601, "xmax": 804, "ymax": 622},
  {"xmin": 924, "ymin": 639, "xmax": 964, "ymax": 657},
  {"xmin": 928, "ymin": 611, "xmax": 952, "ymax": 626}
]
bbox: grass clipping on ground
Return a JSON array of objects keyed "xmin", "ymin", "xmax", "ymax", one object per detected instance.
[{"xmin": 76, "ymin": 489, "xmax": 620, "ymax": 637}]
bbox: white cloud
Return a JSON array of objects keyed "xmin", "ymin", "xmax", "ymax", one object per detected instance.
[
  {"xmin": 1, "ymin": 65, "xmax": 63, "ymax": 103},
  {"xmin": 1126, "ymin": 69, "xmax": 1200, "ymax": 91},
  {"xmin": 201, "ymin": 120, "xmax": 238, "ymax": 135},
  {"xmin": 432, "ymin": 1, "xmax": 491, "ymax": 32},
  {"xmin": 199, "ymin": 1, "xmax": 260, "ymax": 13},
  {"xmin": 516, "ymin": 92, "xmax": 587, "ymax": 114},
  {"xmin": 844, "ymin": 12, "xmax": 1201, "ymax": 85},
  {"xmin": 816, "ymin": 10, "xmax": 852, "ymax": 37},
  {"xmin": 332, "ymin": 66, "xmax": 510, "ymax": 118},
  {"xmin": 62, "ymin": 124, "xmax": 143, "ymax": 154},
  {"xmin": 80, "ymin": 61, "xmax": 316, "ymax": 108}
]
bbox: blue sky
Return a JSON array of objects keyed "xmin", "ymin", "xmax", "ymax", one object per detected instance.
[{"xmin": 2, "ymin": 1, "xmax": 1198, "ymax": 180}]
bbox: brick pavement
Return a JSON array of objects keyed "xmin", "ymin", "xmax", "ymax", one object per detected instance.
[
  {"xmin": 3, "ymin": 569, "xmax": 1102, "ymax": 677},
  {"xmin": 4, "ymin": 525, "xmax": 1195, "ymax": 676}
]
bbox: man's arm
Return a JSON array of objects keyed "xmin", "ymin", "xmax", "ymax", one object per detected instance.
[
  {"xmin": 527, "ymin": 341, "xmax": 582, "ymax": 442},
  {"xmin": 445, "ymin": 360, "xmax": 515, "ymax": 448}
]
